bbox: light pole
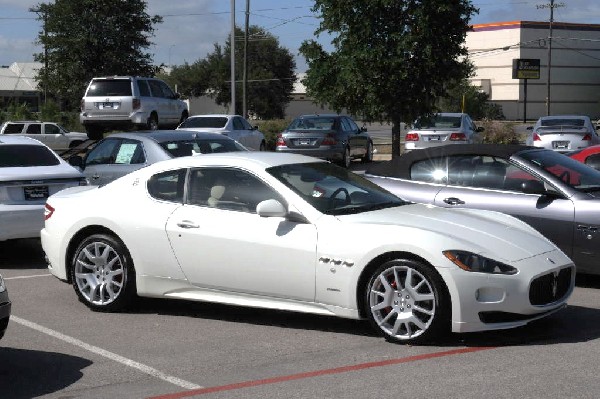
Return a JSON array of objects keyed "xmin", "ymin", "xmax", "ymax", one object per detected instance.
[{"xmin": 230, "ymin": 0, "xmax": 236, "ymax": 115}]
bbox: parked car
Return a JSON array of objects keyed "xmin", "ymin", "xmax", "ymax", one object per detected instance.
[
  {"xmin": 68, "ymin": 130, "xmax": 247, "ymax": 186},
  {"xmin": 525, "ymin": 115, "xmax": 600, "ymax": 153},
  {"xmin": 404, "ymin": 113, "xmax": 484, "ymax": 152},
  {"xmin": 568, "ymin": 144, "xmax": 600, "ymax": 171},
  {"xmin": 0, "ymin": 136, "xmax": 87, "ymax": 241},
  {"xmin": 42, "ymin": 152, "xmax": 574, "ymax": 344},
  {"xmin": 365, "ymin": 143, "xmax": 600, "ymax": 275},
  {"xmin": 0, "ymin": 121, "xmax": 88, "ymax": 152},
  {"xmin": 0, "ymin": 273, "xmax": 10, "ymax": 340},
  {"xmin": 176, "ymin": 114, "xmax": 266, "ymax": 151},
  {"xmin": 80, "ymin": 76, "xmax": 189, "ymax": 140},
  {"xmin": 275, "ymin": 114, "xmax": 373, "ymax": 168}
]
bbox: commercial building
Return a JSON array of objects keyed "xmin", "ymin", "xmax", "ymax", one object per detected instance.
[
  {"xmin": 467, "ymin": 21, "xmax": 600, "ymax": 121},
  {"xmin": 0, "ymin": 62, "xmax": 42, "ymax": 111}
]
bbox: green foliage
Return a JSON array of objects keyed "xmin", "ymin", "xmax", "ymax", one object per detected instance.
[
  {"xmin": 165, "ymin": 26, "xmax": 296, "ymax": 120},
  {"xmin": 299, "ymin": 0, "xmax": 478, "ymax": 156},
  {"xmin": 480, "ymin": 120, "xmax": 520, "ymax": 144},
  {"xmin": 1, "ymin": 102, "xmax": 34, "ymax": 122},
  {"xmin": 31, "ymin": 0, "xmax": 162, "ymax": 111},
  {"xmin": 438, "ymin": 79, "xmax": 505, "ymax": 120},
  {"xmin": 255, "ymin": 119, "xmax": 291, "ymax": 150}
]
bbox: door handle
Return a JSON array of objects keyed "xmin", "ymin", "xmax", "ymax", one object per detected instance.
[
  {"xmin": 443, "ymin": 197, "xmax": 465, "ymax": 205},
  {"xmin": 177, "ymin": 220, "xmax": 200, "ymax": 229}
]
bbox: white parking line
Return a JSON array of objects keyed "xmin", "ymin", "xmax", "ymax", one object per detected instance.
[
  {"xmin": 4, "ymin": 274, "xmax": 52, "ymax": 280},
  {"xmin": 11, "ymin": 315, "xmax": 203, "ymax": 390}
]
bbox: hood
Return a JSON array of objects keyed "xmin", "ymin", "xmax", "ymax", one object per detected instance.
[
  {"xmin": 0, "ymin": 163, "xmax": 83, "ymax": 181},
  {"xmin": 338, "ymin": 203, "xmax": 556, "ymax": 262}
]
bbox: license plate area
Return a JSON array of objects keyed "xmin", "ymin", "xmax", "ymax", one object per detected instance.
[
  {"xmin": 553, "ymin": 141, "xmax": 569, "ymax": 149},
  {"xmin": 24, "ymin": 186, "xmax": 49, "ymax": 200},
  {"xmin": 427, "ymin": 135, "xmax": 441, "ymax": 141},
  {"xmin": 296, "ymin": 139, "xmax": 312, "ymax": 146}
]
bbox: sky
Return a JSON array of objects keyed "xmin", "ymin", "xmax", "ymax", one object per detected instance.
[{"xmin": 1, "ymin": 0, "xmax": 600, "ymax": 72}]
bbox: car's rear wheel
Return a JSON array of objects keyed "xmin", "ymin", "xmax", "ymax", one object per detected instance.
[
  {"xmin": 362, "ymin": 141, "xmax": 374, "ymax": 163},
  {"xmin": 259, "ymin": 140, "xmax": 266, "ymax": 151},
  {"xmin": 147, "ymin": 113, "xmax": 159, "ymax": 130},
  {"xmin": 364, "ymin": 259, "xmax": 449, "ymax": 344},
  {"xmin": 341, "ymin": 146, "xmax": 351, "ymax": 168},
  {"xmin": 71, "ymin": 234, "xmax": 136, "ymax": 312}
]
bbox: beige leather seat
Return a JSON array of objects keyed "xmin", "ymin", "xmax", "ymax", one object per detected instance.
[{"xmin": 207, "ymin": 184, "xmax": 225, "ymax": 207}]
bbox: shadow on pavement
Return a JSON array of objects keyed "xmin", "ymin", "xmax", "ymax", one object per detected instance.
[{"xmin": 0, "ymin": 238, "xmax": 47, "ymax": 269}]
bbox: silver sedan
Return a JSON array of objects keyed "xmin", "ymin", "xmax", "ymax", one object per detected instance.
[{"xmin": 525, "ymin": 115, "xmax": 600, "ymax": 153}]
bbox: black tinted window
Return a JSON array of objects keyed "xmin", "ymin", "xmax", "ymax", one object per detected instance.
[
  {"xmin": 3, "ymin": 123, "xmax": 25, "ymax": 134},
  {"xmin": 160, "ymin": 139, "xmax": 244, "ymax": 157},
  {"xmin": 87, "ymin": 80, "xmax": 132, "ymax": 96},
  {"xmin": 26, "ymin": 124, "xmax": 41, "ymax": 134},
  {"xmin": 147, "ymin": 169, "xmax": 186, "ymax": 202},
  {"xmin": 0, "ymin": 145, "xmax": 60, "ymax": 167},
  {"xmin": 138, "ymin": 80, "xmax": 151, "ymax": 97},
  {"xmin": 179, "ymin": 117, "xmax": 228, "ymax": 128},
  {"xmin": 85, "ymin": 139, "xmax": 121, "ymax": 165}
]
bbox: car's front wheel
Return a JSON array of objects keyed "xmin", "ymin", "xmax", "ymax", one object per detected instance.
[
  {"xmin": 362, "ymin": 141, "xmax": 374, "ymax": 163},
  {"xmin": 341, "ymin": 146, "xmax": 351, "ymax": 168},
  {"xmin": 364, "ymin": 259, "xmax": 449, "ymax": 344},
  {"xmin": 71, "ymin": 234, "xmax": 136, "ymax": 312},
  {"xmin": 147, "ymin": 113, "xmax": 159, "ymax": 130}
]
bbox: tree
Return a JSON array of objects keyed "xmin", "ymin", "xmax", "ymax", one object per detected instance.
[
  {"xmin": 299, "ymin": 0, "xmax": 478, "ymax": 157},
  {"xmin": 31, "ymin": 0, "xmax": 162, "ymax": 110},
  {"xmin": 438, "ymin": 79, "xmax": 505, "ymax": 120},
  {"xmin": 163, "ymin": 26, "xmax": 295, "ymax": 120}
]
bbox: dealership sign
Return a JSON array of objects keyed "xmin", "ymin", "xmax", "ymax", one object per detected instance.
[{"xmin": 512, "ymin": 59, "xmax": 541, "ymax": 79}]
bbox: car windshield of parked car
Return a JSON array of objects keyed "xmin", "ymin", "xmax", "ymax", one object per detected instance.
[
  {"xmin": 287, "ymin": 117, "xmax": 336, "ymax": 130},
  {"xmin": 540, "ymin": 118, "xmax": 585, "ymax": 127},
  {"xmin": 414, "ymin": 115, "xmax": 461, "ymax": 129},
  {"xmin": 0, "ymin": 145, "xmax": 60, "ymax": 167},
  {"xmin": 267, "ymin": 162, "xmax": 406, "ymax": 215},
  {"xmin": 179, "ymin": 117, "xmax": 228, "ymax": 129},
  {"xmin": 160, "ymin": 139, "xmax": 245, "ymax": 157},
  {"xmin": 519, "ymin": 149, "xmax": 600, "ymax": 191}
]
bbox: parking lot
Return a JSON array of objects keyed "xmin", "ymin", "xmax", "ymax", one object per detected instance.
[{"xmin": 1, "ymin": 238, "xmax": 599, "ymax": 399}]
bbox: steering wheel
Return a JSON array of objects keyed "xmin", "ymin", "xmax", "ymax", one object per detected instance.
[
  {"xmin": 558, "ymin": 170, "xmax": 571, "ymax": 184},
  {"xmin": 329, "ymin": 187, "xmax": 351, "ymax": 208}
]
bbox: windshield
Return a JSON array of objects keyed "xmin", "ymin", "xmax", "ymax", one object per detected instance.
[
  {"xmin": 179, "ymin": 117, "xmax": 228, "ymax": 129},
  {"xmin": 287, "ymin": 117, "xmax": 336, "ymax": 130},
  {"xmin": 0, "ymin": 145, "xmax": 60, "ymax": 167},
  {"xmin": 267, "ymin": 162, "xmax": 406, "ymax": 215},
  {"xmin": 518, "ymin": 149, "xmax": 600, "ymax": 191},
  {"xmin": 160, "ymin": 139, "xmax": 246, "ymax": 157},
  {"xmin": 414, "ymin": 115, "xmax": 462, "ymax": 129}
]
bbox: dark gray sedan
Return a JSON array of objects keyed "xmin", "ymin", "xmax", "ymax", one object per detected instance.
[
  {"xmin": 0, "ymin": 273, "xmax": 10, "ymax": 340},
  {"xmin": 70, "ymin": 130, "xmax": 246, "ymax": 186},
  {"xmin": 275, "ymin": 114, "xmax": 373, "ymax": 168},
  {"xmin": 365, "ymin": 144, "xmax": 600, "ymax": 275}
]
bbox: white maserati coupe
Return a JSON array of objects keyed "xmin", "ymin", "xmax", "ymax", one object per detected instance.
[{"xmin": 41, "ymin": 152, "xmax": 575, "ymax": 344}]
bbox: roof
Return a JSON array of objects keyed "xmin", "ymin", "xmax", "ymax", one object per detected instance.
[
  {"xmin": 365, "ymin": 144, "xmax": 537, "ymax": 179},
  {"xmin": 0, "ymin": 135, "xmax": 46, "ymax": 146},
  {"xmin": 0, "ymin": 62, "xmax": 42, "ymax": 92},
  {"xmin": 107, "ymin": 130, "xmax": 235, "ymax": 142}
]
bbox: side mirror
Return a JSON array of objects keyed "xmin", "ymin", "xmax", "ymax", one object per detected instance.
[
  {"xmin": 526, "ymin": 126, "xmax": 533, "ymax": 130},
  {"xmin": 253, "ymin": 125, "xmax": 259, "ymax": 130},
  {"xmin": 360, "ymin": 126, "xmax": 367, "ymax": 132},
  {"xmin": 68, "ymin": 155, "xmax": 84, "ymax": 169},
  {"xmin": 256, "ymin": 199, "xmax": 287, "ymax": 218},
  {"xmin": 521, "ymin": 180, "xmax": 546, "ymax": 195},
  {"xmin": 476, "ymin": 126, "xmax": 485, "ymax": 133}
]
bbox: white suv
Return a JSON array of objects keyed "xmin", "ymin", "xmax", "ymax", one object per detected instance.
[
  {"xmin": 80, "ymin": 76, "xmax": 189, "ymax": 140},
  {"xmin": 0, "ymin": 121, "xmax": 88, "ymax": 152}
]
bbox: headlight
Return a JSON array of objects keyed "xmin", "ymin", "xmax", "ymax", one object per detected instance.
[
  {"xmin": 0, "ymin": 275, "xmax": 5, "ymax": 293},
  {"xmin": 443, "ymin": 250, "xmax": 518, "ymax": 275}
]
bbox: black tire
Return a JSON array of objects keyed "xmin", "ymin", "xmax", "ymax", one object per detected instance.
[
  {"xmin": 363, "ymin": 259, "xmax": 449, "ymax": 344},
  {"xmin": 340, "ymin": 146, "xmax": 351, "ymax": 168},
  {"xmin": 84, "ymin": 126, "xmax": 104, "ymax": 141},
  {"xmin": 71, "ymin": 234, "xmax": 137, "ymax": 312},
  {"xmin": 147, "ymin": 113, "xmax": 159, "ymax": 130},
  {"xmin": 362, "ymin": 141, "xmax": 374, "ymax": 163},
  {"xmin": 259, "ymin": 140, "xmax": 266, "ymax": 151}
]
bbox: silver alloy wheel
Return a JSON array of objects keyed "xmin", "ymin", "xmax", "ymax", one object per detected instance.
[
  {"xmin": 368, "ymin": 265, "xmax": 436, "ymax": 340},
  {"xmin": 343, "ymin": 147, "xmax": 351, "ymax": 168},
  {"xmin": 74, "ymin": 241, "xmax": 125, "ymax": 306}
]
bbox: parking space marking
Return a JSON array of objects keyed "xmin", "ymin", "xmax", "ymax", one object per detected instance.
[
  {"xmin": 4, "ymin": 273, "xmax": 52, "ymax": 280},
  {"xmin": 11, "ymin": 315, "xmax": 203, "ymax": 390},
  {"xmin": 148, "ymin": 346, "xmax": 495, "ymax": 399}
]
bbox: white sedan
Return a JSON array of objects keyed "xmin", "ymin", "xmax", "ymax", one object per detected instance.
[
  {"xmin": 0, "ymin": 135, "xmax": 86, "ymax": 241},
  {"xmin": 176, "ymin": 114, "xmax": 266, "ymax": 151},
  {"xmin": 41, "ymin": 152, "xmax": 574, "ymax": 344}
]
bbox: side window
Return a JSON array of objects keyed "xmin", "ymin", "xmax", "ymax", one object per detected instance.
[
  {"xmin": 148, "ymin": 80, "xmax": 165, "ymax": 98},
  {"xmin": 346, "ymin": 117, "xmax": 359, "ymax": 132},
  {"xmin": 585, "ymin": 153, "xmax": 600, "ymax": 171},
  {"xmin": 240, "ymin": 118, "xmax": 253, "ymax": 130},
  {"xmin": 26, "ymin": 124, "xmax": 42, "ymax": 134},
  {"xmin": 340, "ymin": 118, "xmax": 352, "ymax": 132},
  {"xmin": 232, "ymin": 117, "xmax": 245, "ymax": 130},
  {"xmin": 45, "ymin": 124, "xmax": 60, "ymax": 134},
  {"xmin": 138, "ymin": 80, "xmax": 151, "ymax": 97},
  {"xmin": 447, "ymin": 155, "xmax": 482, "ymax": 186},
  {"xmin": 188, "ymin": 168, "xmax": 283, "ymax": 213},
  {"xmin": 410, "ymin": 157, "xmax": 447, "ymax": 183},
  {"xmin": 85, "ymin": 139, "xmax": 121, "ymax": 165},
  {"xmin": 147, "ymin": 169, "xmax": 187, "ymax": 203},
  {"xmin": 4, "ymin": 123, "xmax": 25, "ymax": 134},
  {"xmin": 114, "ymin": 140, "xmax": 145, "ymax": 164},
  {"xmin": 158, "ymin": 81, "xmax": 175, "ymax": 98}
]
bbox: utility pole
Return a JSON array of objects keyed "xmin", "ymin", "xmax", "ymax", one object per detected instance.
[
  {"xmin": 537, "ymin": 0, "xmax": 565, "ymax": 115},
  {"xmin": 230, "ymin": 0, "xmax": 236, "ymax": 115},
  {"xmin": 243, "ymin": 0, "xmax": 250, "ymax": 119}
]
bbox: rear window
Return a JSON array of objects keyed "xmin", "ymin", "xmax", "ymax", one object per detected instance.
[
  {"xmin": 3, "ymin": 123, "xmax": 25, "ymax": 134},
  {"xmin": 160, "ymin": 139, "xmax": 244, "ymax": 157},
  {"xmin": 414, "ymin": 115, "xmax": 462, "ymax": 129},
  {"xmin": 540, "ymin": 118, "xmax": 585, "ymax": 127},
  {"xmin": 287, "ymin": 117, "xmax": 336, "ymax": 130},
  {"xmin": 179, "ymin": 117, "xmax": 228, "ymax": 129},
  {"xmin": 0, "ymin": 145, "xmax": 60, "ymax": 167},
  {"xmin": 86, "ymin": 79, "xmax": 132, "ymax": 96}
]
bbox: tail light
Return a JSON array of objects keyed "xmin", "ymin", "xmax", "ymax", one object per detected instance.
[
  {"xmin": 405, "ymin": 133, "xmax": 419, "ymax": 141},
  {"xmin": 276, "ymin": 134, "xmax": 286, "ymax": 147},
  {"xmin": 44, "ymin": 203, "xmax": 55, "ymax": 220},
  {"xmin": 583, "ymin": 133, "xmax": 592, "ymax": 141},
  {"xmin": 321, "ymin": 134, "xmax": 337, "ymax": 145},
  {"xmin": 132, "ymin": 98, "xmax": 141, "ymax": 111},
  {"xmin": 533, "ymin": 132, "xmax": 541, "ymax": 141},
  {"xmin": 449, "ymin": 132, "xmax": 467, "ymax": 141}
]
